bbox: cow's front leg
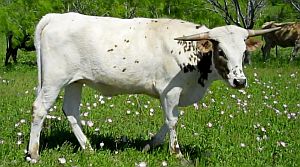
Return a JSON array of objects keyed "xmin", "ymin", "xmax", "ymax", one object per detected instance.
[{"xmin": 144, "ymin": 87, "xmax": 183, "ymax": 157}]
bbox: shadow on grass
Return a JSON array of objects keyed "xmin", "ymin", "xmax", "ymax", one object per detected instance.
[
  {"xmin": 39, "ymin": 128, "xmax": 149, "ymax": 154},
  {"xmin": 181, "ymin": 144, "xmax": 212, "ymax": 166},
  {"xmin": 38, "ymin": 127, "xmax": 209, "ymax": 166}
]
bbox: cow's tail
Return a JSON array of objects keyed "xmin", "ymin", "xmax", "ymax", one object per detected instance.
[{"xmin": 34, "ymin": 14, "xmax": 52, "ymax": 94}]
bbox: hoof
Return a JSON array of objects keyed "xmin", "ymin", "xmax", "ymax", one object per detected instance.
[
  {"xmin": 25, "ymin": 156, "xmax": 38, "ymax": 163},
  {"xmin": 142, "ymin": 144, "xmax": 151, "ymax": 152}
]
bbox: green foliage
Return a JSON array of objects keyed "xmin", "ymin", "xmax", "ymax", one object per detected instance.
[{"xmin": 258, "ymin": 1, "xmax": 300, "ymax": 26}]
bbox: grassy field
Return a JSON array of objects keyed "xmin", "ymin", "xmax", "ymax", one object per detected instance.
[{"xmin": 0, "ymin": 36, "xmax": 300, "ymax": 166}]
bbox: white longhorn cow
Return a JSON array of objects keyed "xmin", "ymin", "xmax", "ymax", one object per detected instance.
[{"xmin": 27, "ymin": 12, "xmax": 279, "ymax": 162}]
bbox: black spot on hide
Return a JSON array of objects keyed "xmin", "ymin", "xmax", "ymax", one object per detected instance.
[
  {"xmin": 107, "ymin": 49, "xmax": 113, "ymax": 52},
  {"xmin": 124, "ymin": 39, "xmax": 130, "ymax": 43},
  {"xmin": 122, "ymin": 68, "xmax": 126, "ymax": 72},
  {"xmin": 180, "ymin": 51, "xmax": 212, "ymax": 87},
  {"xmin": 197, "ymin": 52, "xmax": 212, "ymax": 87},
  {"xmin": 134, "ymin": 60, "xmax": 139, "ymax": 63},
  {"xmin": 183, "ymin": 64, "xmax": 196, "ymax": 73},
  {"xmin": 195, "ymin": 25, "xmax": 202, "ymax": 29},
  {"xmin": 115, "ymin": 45, "xmax": 118, "ymax": 47}
]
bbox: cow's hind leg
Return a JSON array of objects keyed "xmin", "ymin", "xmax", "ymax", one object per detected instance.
[
  {"xmin": 27, "ymin": 87, "xmax": 61, "ymax": 162},
  {"xmin": 63, "ymin": 82, "xmax": 92, "ymax": 151},
  {"xmin": 144, "ymin": 87, "xmax": 183, "ymax": 158}
]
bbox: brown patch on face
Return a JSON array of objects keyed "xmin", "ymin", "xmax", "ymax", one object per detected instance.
[
  {"xmin": 197, "ymin": 40, "xmax": 213, "ymax": 53},
  {"xmin": 213, "ymin": 45, "xmax": 229, "ymax": 80}
]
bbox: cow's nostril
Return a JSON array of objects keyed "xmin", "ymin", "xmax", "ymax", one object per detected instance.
[{"xmin": 233, "ymin": 79, "xmax": 246, "ymax": 87}]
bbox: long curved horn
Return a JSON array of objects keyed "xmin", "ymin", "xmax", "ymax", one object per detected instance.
[
  {"xmin": 248, "ymin": 27, "xmax": 281, "ymax": 37},
  {"xmin": 174, "ymin": 32, "xmax": 209, "ymax": 41}
]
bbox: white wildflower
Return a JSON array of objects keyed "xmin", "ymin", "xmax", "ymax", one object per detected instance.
[
  {"xmin": 290, "ymin": 73, "xmax": 295, "ymax": 78},
  {"xmin": 180, "ymin": 110, "xmax": 185, "ymax": 116},
  {"xmin": 256, "ymin": 136, "xmax": 262, "ymax": 142},
  {"xmin": 240, "ymin": 143, "xmax": 246, "ymax": 147},
  {"xmin": 58, "ymin": 157, "xmax": 66, "ymax": 164},
  {"xmin": 83, "ymin": 112, "xmax": 89, "ymax": 117},
  {"xmin": 107, "ymin": 118, "xmax": 113, "ymax": 123},
  {"xmin": 277, "ymin": 141, "xmax": 287, "ymax": 147},
  {"xmin": 100, "ymin": 141, "xmax": 104, "ymax": 148},
  {"xmin": 207, "ymin": 122, "xmax": 213, "ymax": 128},
  {"xmin": 87, "ymin": 120, "xmax": 94, "ymax": 127},
  {"xmin": 136, "ymin": 161, "xmax": 147, "ymax": 167},
  {"xmin": 162, "ymin": 161, "xmax": 168, "ymax": 166},
  {"xmin": 17, "ymin": 140, "xmax": 22, "ymax": 145}
]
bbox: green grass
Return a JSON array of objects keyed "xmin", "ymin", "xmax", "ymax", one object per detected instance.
[{"xmin": 1, "ymin": 41, "xmax": 300, "ymax": 166}]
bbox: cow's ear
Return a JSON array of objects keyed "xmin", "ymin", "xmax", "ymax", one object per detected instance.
[
  {"xmin": 196, "ymin": 40, "xmax": 213, "ymax": 53},
  {"xmin": 245, "ymin": 38, "xmax": 262, "ymax": 51}
]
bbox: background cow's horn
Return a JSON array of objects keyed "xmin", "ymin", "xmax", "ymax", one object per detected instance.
[
  {"xmin": 248, "ymin": 27, "xmax": 281, "ymax": 37},
  {"xmin": 174, "ymin": 32, "xmax": 209, "ymax": 41}
]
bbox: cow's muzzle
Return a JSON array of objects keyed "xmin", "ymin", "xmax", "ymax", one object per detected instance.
[{"xmin": 233, "ymin": 78, "xmax": 247, "ymax": 88}]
